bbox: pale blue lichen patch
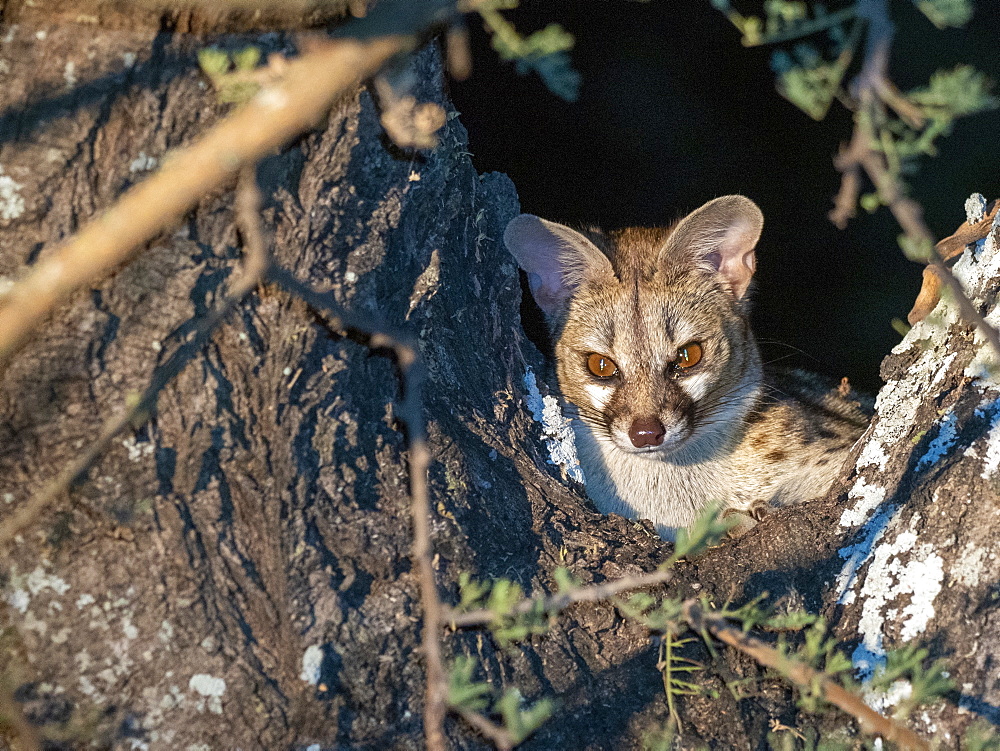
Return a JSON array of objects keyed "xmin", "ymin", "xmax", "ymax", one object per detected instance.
[
  {"xmin": 4, "ymin": 565, "xmax": 71, "ymax": 614},
  {"xmin": 189, "ymin": 673, "xmax": 225, "ymax": 714},
  {"xmin": 129, "ymin": 151, "xmax": 158, "ymax": 173},
  {"xmin": 965, "ymin": 192, "xmax": 987, "ymax": 223},
  {"xmin": 863, "ymin": 676, "xmax": 914, "ymax": 715},
  {"xmin": 975, "ymin": 400, "xmax": 1000, "ymax": 479},
  {"xmin": 0, "ymin": 165, "xmax": 25, "ymax": 221},
  {"xmin": 6, "ymin": 588, "xmax": 29, "ymax": 614},
  {"xmin": 845, "ymin": 513, "xmax": 944, "ymax": 699},
  {"xmin": 838, "ymin": 191, "xmax": 1000, "ymax": 721},
  {"xmin": 301, "ymin": 644, "xmax": 323, "ymax": 685},
  {"xmin": 951, "ymin": 541, "xmax": 989, "ymax": 588},
  {"xmin": 916, "ymin": 408, "xmax": 960, "ymax": 470},
  {"xmin": 76, "ymin": 593, "xmax": 95, "ymax": 609},
  {"xmin": 836, "ymin": 501, "xmax": 894, "ymax": 606},
  {"xmin": 523, "ymin": 368, "xmax": 584, "ymax": 484},
  {"xmin": 839, "ymin": 476, "xmax": 887, "ymax": 530}
]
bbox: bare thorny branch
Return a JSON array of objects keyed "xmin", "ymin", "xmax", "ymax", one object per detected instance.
[
  {"xmin": 445, "ymin": 568, "xmax": 674, "ymax": 628},
  {"xmin": 447, "ymin": 565, "xmax": 930, "ymax": 750},
  {"xmin": 0, "ymin": 4, "xmax": 452, "ymax": 748},
  {"xmin": 0, "ymin": 31, "xmax": 414, "ymax": 362},
  {"xmin": 828, "ymin": 0, "xmax": 1000, "ymax": 352},
  {"xmin": 261, "ymin": 266, "xmax": 445, "ymax": 750}
]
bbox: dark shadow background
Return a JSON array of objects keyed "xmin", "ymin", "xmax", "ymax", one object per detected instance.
[{"xmin": 450, "ymin": 0, "xmax": 1000, "ymax": 393}]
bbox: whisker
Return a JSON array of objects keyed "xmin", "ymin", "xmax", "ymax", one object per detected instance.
[{"xmin": 756, "ymin": 339, "xmax": 821, "ymax": 361}]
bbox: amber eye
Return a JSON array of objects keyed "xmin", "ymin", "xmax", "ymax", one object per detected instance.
[
  {"xmin": 586, "ymin": 353, "xmax": 618, "ymax": 378},
  {"xmin": 675, "ymin": 342, "xmax": 703, "ymax": 369}
]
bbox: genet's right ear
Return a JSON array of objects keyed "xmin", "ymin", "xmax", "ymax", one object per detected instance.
[{"xmin": 503, "ymin": 214, "xmax": 612, "ymax": 317}]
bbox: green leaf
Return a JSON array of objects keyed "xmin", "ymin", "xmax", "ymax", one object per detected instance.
[
  {"xmin": 672, "ymin": 500, "xmax": 735, "ymax": 560},
  {"xmin": 446, "ymin": 656, "xmax": 491, "ymax": 712},
  {"xmin": 232, "ymin": 46, "xmax": 262, "ymax": 72},
  {"xmin": 642, "ymin": 726, "xmax": 677, "ymax": 751},
  {"xmin": 618, "ymin": 593, "xmax": 684, "ymax": 632},
  {"xmin": 517, "ymin": 50, "xmax": 581, "ymax": 102},
  {"xmin": 776, "ymin": 57, "xmax": 842, "ymax": 120},
  {"xmin": 916, "ymin": 0, "xmax": 974, "ymax": 28},
  {"xmin": 909, "ymin": 65, "xmax": 998, "ymax": 119},
  {"xmin": 860, "ymin": 193, "xmax": 881, "ymax": 213},
  {"xmin": 871, "ymin": 643, "xmax": 954, "ymax": 709},
  {"xmin": 495, "ymin": 689, "xmax": 554, "ymax": 744},
  {"xmin": 198, "ymin": 48, "xmax": 230, "ymax": 77},
  {"xmin": 740, "ymin": 15, "xmax": 764, "ymax": 46},
  {"xmin": 720, "ymin": 592, "xmax": 771, "ymax": 632},
  {"xmin": 553, "ymin": 566, "xmax": 580, "ymax": 594},
  {"xmin": 217, "ymin": 82, "xmax": 261, "ymax": 105},
  {"xmin": 898, "ymin": 234, "xmax": 934, "ymax": 263},
  {"xmin": 457, "ymin": 571, "xmax": 491, "ymax": 611},
  {"xmin": 493, "ymin": 597, "xmax": 549, "ymax": 647},
  {"xmin": 764, "ymin": 611, "xmax": 820, "ymax": 631},
  {"xmin": 965, "ymin": 720, "xmax": 1000, "ymax": 751},
  {"xmin": 486, "ymin": 577, "xmax": 524, "ymax": 617},
  {"xmin": 482, "ymin": 10, "xmax": 581, "ymax": 101},
  {"xmin": 891, "ymin": 318, "xmax": 911, "ymax": 338}
]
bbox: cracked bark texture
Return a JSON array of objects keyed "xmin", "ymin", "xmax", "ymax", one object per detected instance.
[
  {"xmin": 0, "ymin": 17, "xmax": 690, "ymax": 751},
  {"xmin": 2, "ymin": 9, "xmax": 999, "ymax": 751}
]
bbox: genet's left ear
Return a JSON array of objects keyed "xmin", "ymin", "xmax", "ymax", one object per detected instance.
[{"xmin": 663, "ymin": 195, "xmax": 763, "ymax": 300}]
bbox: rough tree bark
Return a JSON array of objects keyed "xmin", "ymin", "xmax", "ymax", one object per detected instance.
[
  {"xmin": 829, "ymin": 207, "xmax": 1000, "ymax": 740},
  {"xmin": 0, "ymin": 9, "xmax": 684, "ymax": 749},
  {"xmin": 0, "ymin": 5, "xmax": 997, "ymax": 751}
]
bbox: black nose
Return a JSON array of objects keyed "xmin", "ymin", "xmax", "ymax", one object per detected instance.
[{"xmin": 629, "ymin": 417, "xmax": 665, "ymax": 448}]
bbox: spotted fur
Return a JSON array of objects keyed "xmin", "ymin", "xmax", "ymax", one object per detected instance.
[{"xmin": 505, "ymin": 196, "xmax": 871, "ymax": 540}]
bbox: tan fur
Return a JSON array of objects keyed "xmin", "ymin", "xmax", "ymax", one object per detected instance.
[{"xmin": 505, "ymin": 197, "xmax": 871, "ymax": 540}]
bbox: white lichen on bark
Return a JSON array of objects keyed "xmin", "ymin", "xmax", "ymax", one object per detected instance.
[
  {"xmin": 835, "ymin": 194, "xmax": 1000, "ymax": 711},
  {"xmin": 523, "ymin": 367, "xmax": 584, "ymax": 484}
]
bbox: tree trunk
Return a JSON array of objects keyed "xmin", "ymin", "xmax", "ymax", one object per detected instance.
[
  {"xmin": 0, "ymin": 13, "xmax": 686, "ymax": 750},
  {"xmin": 1, "ymin": 7, "xmax": 997, "ymax": 751},
  {"xmin": 829, "ymin": 220, "xmax": 1000, "ymax": 738}
]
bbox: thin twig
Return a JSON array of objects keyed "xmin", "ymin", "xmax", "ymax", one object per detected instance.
[
  {"xmin": 0, "ymin": 684, "xmax": 42, "ymax": 751},
  {"xmin": 829, "ymin": 121, "xmax": 867, "ymax": 230},
  {"xmin": 852, "ymin": 104, "xmax": 1000, "ymax": 348},
  {"xmin": 687, "ymin": 602, "xmax": 930, "ymax": 751},
  {"xmin": 454, "ymin": 707, "xmax": 516, "ymax": 751},
  {"xmin": 262, "ymin": 266, "xmax": 446, "ymax": 751},
  {"xmin": 410, "ymin": 439, "xmax": 446, "ymax": 751},
  {"xmin": 445, "ymin": 568, "xmax": 674, "ymax": 628},
  {"xmin": 743, "ymin": 5, "xmax": 857, "ymax": 47},
  {"xmin": 233, "ymin": 166, "xmax": 270, "ymax": 290},
  {"xmin": 0, "ymin": 170, "xmax": 270, "ymax": 549},
  {"xmin": 1, "ymin": 6, "xmax": 459, "ymax": 748},
  {"xmin": 872, "ymin": 77, "xmax": 925, "ymax": 129}
]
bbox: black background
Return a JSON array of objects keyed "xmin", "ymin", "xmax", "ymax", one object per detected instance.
[{"xmin": 450, "ymin": 0, "xmax": 1000, "ymax": 393}]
